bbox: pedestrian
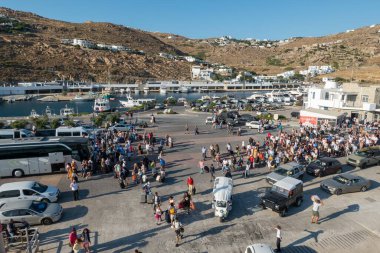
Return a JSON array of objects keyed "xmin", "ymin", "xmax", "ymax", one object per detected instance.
[
  {"xmin": 168, "ymin": 203, "xmax": 176, "ymax": 224},
  {"xmin": 81, "ymin": 228, "xmax": 91, "ymax": 253},
  {"xmin": 199, "ymin": 160, "xmax": 204, "ymax": 174},
  {"xmin": 187, "ymin": 176, "xmax": 194, "ymax": 194},
  {"xmin": 70, "ymin": 179, "xmax": 79, "ymax": 201},
  {"xmin": 154, "ymin": 204, "xmax": 163, "ymax": 225},
  {"xmin": 73, "ymin": 238, "xmax": 82, "ymax": 253},
  {"xmin": 210, "ymin": 163, "xmax": 216, "ymax": 182},
  {"xmin": 201, "ymin": 146, "xmax": 207, "ymax": 160},
  {"xmin": 135, "ymin": 249, "xmax": 142, "ymax": 253},
  {"xmin": 185, "ymin": 123, "xmax": 189, "ymax": 134},
  {"xmin": 173, "ymin": 218, "xmax": 184, "ymax": 247},
  {"xmin": 194, "ymin": 125, "xmax": 199, "ymax": 135},
  {"xmin": 153, "ymin": 192, "xmax": 161, "ymax": 213},
  {"xmin": 69, "ymin": 227, "xmax": 77, "ymax": 253},
  {"xmin": 275, "ymin": 225, "xmax": 282, "ymax": 252},
  {"xmin": 311, "ymin": 195, "xmax": 323, "ymax": 224}
]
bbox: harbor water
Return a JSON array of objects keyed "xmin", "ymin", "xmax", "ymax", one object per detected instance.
[{"xmin": 0, "ymin": 92, "xmax": 254, "ymax": 117}]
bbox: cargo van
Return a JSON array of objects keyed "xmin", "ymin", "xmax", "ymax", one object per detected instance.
[
  {"xmin": 55, "ymin": 126, "xmax": 89, "ymax": 137},
  {"xmin": 0, "ymin": 129, "xmax": 34, "ymax": 139}
]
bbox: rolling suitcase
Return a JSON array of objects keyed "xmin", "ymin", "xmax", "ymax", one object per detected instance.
[
  {"xmin": 165, "ymin": 211, "xmax": 171, "ymax": 223},
  {"xmin": 140, "ymin": 194, "xmax": 147, "ymax": 203},
  {"xmin": 147, "ymin": 193, "xmax": 154, "ymax": 204}
]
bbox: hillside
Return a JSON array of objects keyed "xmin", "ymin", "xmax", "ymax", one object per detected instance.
[
  {"xmin": 0, "ymin": 8, "xmax": 190, "ymax": 83},
  {"xmin": 152, "ymin": 26, "xmax": 380, "ymax": 83},
  {"xmin": 1, "ymin": 7, "xmax": 380, "ymax": 83}
]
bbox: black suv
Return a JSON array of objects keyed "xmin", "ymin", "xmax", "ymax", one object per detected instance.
[{"xmin": 260, "ymin": 177, "xmax": 303, "ymax": 217}]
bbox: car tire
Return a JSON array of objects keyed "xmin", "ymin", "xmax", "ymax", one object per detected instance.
[
  {"xmin": 299, "ymin": 174, "xmax": 304, "ymax": 180},
  {"xmin": 279, "ymin": 209, "xmax": 287, "ymax": 217},
  {"xmin": 219, "ymin": 217, "xmax": 224, "ymax": 223},
  {"xmin": 360, "ymin": 163, "xmax": 367, "ymax": 169},
  {"xmin": 42, "ymin": 218, "xmax": 53, "ymax": 225},
  {"xmin": 41, "ymin": 198, "xmax": 50, "ymax": 203},
  {"xmin": 336, "ymin": 189, "xmax": 343, "ymax": 195},
  {"xmin": 360, "ymin": 186, "xmax": 368, "ymax": 192},
  {"xmin": 12, "ymin": 169, "xmax": 24, "ymax": 178},
  {"xmin": 295, "ymin": 198, "xmax": 303, "ymax": 207}
]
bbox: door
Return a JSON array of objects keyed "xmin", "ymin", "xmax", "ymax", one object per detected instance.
[
  {"xmin": 18, "ymin": 209, "xmax": 41, "ymax": 225},
  {"xmin": 49, "ymin": 152, "xmax": 65, "ymax": 172},
  {"xmin": 22, "ymin": 189, "xmax": 42, "ymax": 202},
  {"xmin": 27, "ymin": 158, "xmax": 40, "ymax": 175},
  {"xmin": 325, "ymin": 162, "xmax": 333, "ymax": 175},
  {"xmin": 348, "ymin": 179, "xmax": 362, "ymax": 192}
]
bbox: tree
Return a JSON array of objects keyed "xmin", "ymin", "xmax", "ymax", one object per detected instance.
[
  {"xmin": 50, "ymin": 118, "xmax": 60, "ymax": 129},
  {"xmin": 106, "ymin": 112, "xmax": 121, "ymax": 124},
  {"xmin": 11, "ymin": 120, "xmax": 29, "ymax": 129},
  {"xmin": 290, "ymin": 73, "xmax": 305, "ymax": 81},
  {"xmin": 32, "ymin": 115, "xmax": 49, "ymax": 129},
  {"xmin": 64, "ymin": 119, "xmax": 76, "ymax": 127}
]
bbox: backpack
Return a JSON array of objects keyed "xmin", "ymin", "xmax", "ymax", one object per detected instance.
[{"xmin": 169, "ymin": 207, "xmax": 175, "ymax": 215}]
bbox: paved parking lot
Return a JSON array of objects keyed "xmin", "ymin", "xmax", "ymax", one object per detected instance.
[{"xmin": 2, "ymin": 107, "xmax": 380, "ymax": 253}]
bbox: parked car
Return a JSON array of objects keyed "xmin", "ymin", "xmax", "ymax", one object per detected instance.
[
  {"xmin": 245, "ymin": 243, "xmax": 274, "ymax": 253},
  {"xmin": 260, "ymin": 177, "xmax": 303, "ymax": 217},
  {"xmin": 266, "ymin": 162, "xmax": 305, "ymax": 185},
  {"xmin": 0, "ymin": 181, "xmax": 60, "ymax": 205},
  {"xmin": 205, "ymin": 117, "xmax": 214, "ymax": 125},
  {"xmin": 0, "ymin": 200, "xmax": 63, "ymax": 225},
  {"xmin": 245, "ymin": 121, "xmax": 261, "ymax": 129},
  {"xmin": 109, "ymin": 123, "xmax": 132, "ymax": 132},
  {"xmin": 291, "ymin": 112, "xmax": 300, "ymax": 119},
  {"xmin": 306, "ymin": 157, "xmax": 343, "ymax": 177},
  {"xmin": 154, "ymin": 103, "xmax": 165, "ymax": 110},
  {"xmin": 346, "ymin": 146, "xmax": 380, "ymax": 169},
  {"xmin": 320, "ymin": 174, "xmax": 371, "ymax": 195}
]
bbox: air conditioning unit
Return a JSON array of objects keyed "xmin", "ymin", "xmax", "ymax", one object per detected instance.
[{"xmin": 363, "ymin": 102, "xmax": 376, "ymax": 111}]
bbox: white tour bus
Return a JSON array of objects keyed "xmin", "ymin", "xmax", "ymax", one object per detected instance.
[{"xmin": 0, "ymin": 137, "xmax": 90, "ymax": 178}]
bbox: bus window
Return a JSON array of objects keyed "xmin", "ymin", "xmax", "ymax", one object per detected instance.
[{"xmin": 73, "ymin": 132, "xmax": 81, "ymax": 137}]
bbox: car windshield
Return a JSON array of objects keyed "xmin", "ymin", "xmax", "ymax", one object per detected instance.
[
  {"xmin": 29, "ymin": 202, "xmax": 48, "ymax": 213},
  {"xmin": 271, "ymin": 185, "xmax": 289, "ymax": 197},
  {"xmin": 274, "ymin": 168, "xmax": 289, "ymax": 176},
  {"xmin": 355, "ymin": 150, "xmax": 369, "ymax": 157},
  {"xmin": 216, "ymin": 201, "xmax": 226, "ymax": 208},
  {"xmin": 332, "ymin": 176, "xmax": 349, "ymax": 184},
  {"xmin": 313, "ymin": 160, "xmax": 326, "ymax": 166},
  {"xmin": 31, "ymin": 182, "xmax": 48, "ymax": 193}
]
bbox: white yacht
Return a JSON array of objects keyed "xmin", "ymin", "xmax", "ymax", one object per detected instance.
[
  {"xmin": 30, "ymin": 109, "xmax": 40, "ymax": 118},
  {"xmin": 119, "ymin": 94, "xmax": 156, "ymax": 108},
  {"xmin": 60, "ymin": 105, "xmax": 74, "ymax": 117},
  {"xmin": 247, "ymin": 92, "xmax": 266, "ymax": 102},
  {"xmin": 93, "ymin": 98, "xmax": 111, "ymax": 112},
  {"xmin": 266, "ymin": 90, "xmax": 286, "ymax": 103},
  {"xmin": 73, "ymin": 94, "xmax": 94, "ymax": 102},
  {"xmin": 45, "ymin": 106, "xmax": 53, "ymax": 117},
  {"xmin": 179, "ymin": 85, "xmax": 190, "ymax": 93},
  {"xmin": 143, "ymin": 87, "xmax": 150, "ymax": 94}
]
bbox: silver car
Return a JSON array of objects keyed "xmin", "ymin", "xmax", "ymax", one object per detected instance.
[
  {"xmin": 266, "ymin": 162, "xmax": 305, "ymax": 185},
  {"xmin": 0, "ymin": 200, "xmax": 63, "ymax": 225},
  {"xmin": 320, "ymin": 174, "xmax": 371, "ymax": 195}
]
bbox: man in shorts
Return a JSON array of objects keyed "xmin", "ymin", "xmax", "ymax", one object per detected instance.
[{"xmin": 311, "ymin": 195, "xmax": 323, "ymax": 224}]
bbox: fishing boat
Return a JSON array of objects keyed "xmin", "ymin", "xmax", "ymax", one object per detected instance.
[
  {"xmin": 45, "ymin": 106, "xmax": 53, "ymax": 117},
  {"xmin": 60, "ymin": 105, "xmax": 74, "ymax": 117},
  {"xmin": 93, "ymin": 98, "xmax": 111, "ymax": 112},
  {"xmin": 30, "ymin": 109, "xmax": 40, "ymax": 118},
  {"xmin": 73, "ymin": 94, "xmax": 95, "ymax": 102},
  {"xmin": 119, "ymin": 94, "xmax": 155, "ymax": 108}
]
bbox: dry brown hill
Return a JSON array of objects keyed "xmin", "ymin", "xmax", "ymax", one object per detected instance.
[
  {"xmin": 1, "ymin": 7, "xmax": 380, "ymax": 83},
  {"xmin": 0, "ymin": 7, "xmax": 189, "ymax": 83},
  {"xmin": 153, "ymin": 26, "xmax": 380, "ymax": 83}
]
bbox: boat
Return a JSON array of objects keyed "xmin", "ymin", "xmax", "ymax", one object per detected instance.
[
  {"xmin": 94, "ymin": 98, "xmax": 111, "ymax": 112},
  {"xmin": 143, "ymin": 87, "xmax": 150, "ymax": 94},
  {"xmin": 119, "ymin": 94, "xmax": 156, "ymax": 108},
  {"xmin": 37, "ymin": 96, "xmax": 59, "ymax": 102},
  {"xmin": 212, "ymin": 95, "xmax": 221, "ymax": 100},
  {"xmin": 73, "ymin": 94, "xmax": 95, "ymax": 102},
  {"xmin": 177, "ymin": 97, "xmax": 187, "ymax": 105},
  {"xmin": 179, "ymin": 85, "xmax": 190, "ymax": 93},
  {"xmin": 60, "ymin": 105, "xmax": 74, "ymax": 117},
  {"xmin": 247, "ymin": 92, "xmax": 266, "ymax": 101},
  {"xmin": 45, "ymin": 106, "xmax": 53, "ymax": 117},
  {"xmin": 30, "ymin": 109, "xmax": 40, "ymax": 118},
  {"xmin": 201, "ymin": 95, "xmax": 211, "ymax": 101}
]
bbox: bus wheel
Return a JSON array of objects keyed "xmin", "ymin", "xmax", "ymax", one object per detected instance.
[{"xmin": 12, "ymin": 169, "xmax": 24, "ymax": 178}]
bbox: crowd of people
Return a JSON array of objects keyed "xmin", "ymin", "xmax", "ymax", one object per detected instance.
[{"xmin": 60, "ymin": 112, "xmax": 380, "ymax": 252}]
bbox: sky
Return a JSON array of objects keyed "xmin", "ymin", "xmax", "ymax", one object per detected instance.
[{"xmin": 1, "ymin": 0, "xmax": 380, "ymax": 40}]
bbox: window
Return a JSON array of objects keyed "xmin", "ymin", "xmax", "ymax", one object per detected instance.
[
  {"xmin": 0, "ymin": 190, "xmax": 20, "ymax": 198},
  {"xmin": 2, "ymin": 210, "xmax": 19, "ymax": 217},
  {"xmin": 324, "ymin": 92, "xmax": 329, "ymax": 100},
  {"xmin": 23, "ymin": 189, "xmax": 37, "ymax": 196},
  {"xmin": 18, "ymin": 209, "xmax": 32, "ymax": 216},
  {"xmin": 72, "ymin": 132, "xmax": 81, "ymax": 137},
  {"xmin": 362, "ymin": 95, "xmax": 369, "ymax": 102},
  {"xmin": 312, "ymin": 92, "xmax": 315, "ymax": 99}
]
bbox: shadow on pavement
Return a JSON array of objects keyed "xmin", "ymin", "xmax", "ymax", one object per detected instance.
[{"xmin": 319, "ymin": 204, "xmax": 359, "ymax": 223}]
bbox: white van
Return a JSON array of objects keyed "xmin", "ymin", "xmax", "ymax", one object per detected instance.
[
  {"xmin": 212, "ymin": 177, "xmax": 233, "ymax": 222},
  {"xmin": 0, "ymin": 181, "xmax": 60, "ymax": 204},
  {"xmin": 55, "ymin": 126, "xmax": 89, "ymax": 137},
  {"xmin": 0, "ymin": 129, "xmax": 34, "ymax": 139}
]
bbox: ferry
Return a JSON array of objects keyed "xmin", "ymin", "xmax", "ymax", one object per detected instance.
[
  {"xmin": 93, "ymin": 98, "xmax": 111, "ymax": 112},
  {"xmin": 119, "ymin": 94, "xmax": 155, "ymax": 108}
]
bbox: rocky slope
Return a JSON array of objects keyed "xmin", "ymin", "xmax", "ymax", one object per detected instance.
[{"xmin": 0, "ymin": 7, "xmax": 190, "ymax": 83}]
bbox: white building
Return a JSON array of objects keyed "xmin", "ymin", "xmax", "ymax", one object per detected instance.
[
  {"xmin": 305, "ymin": 80, "xmax": 380, "ymax": 121},
  {"xmin": 277, "ymin": 70, "xmax": 295, "ymax": 79},
  {"xmin": 299, "ymin": 65, "xmax": 334, "ymax": 76},
  {"xmin": 192, "ymin": 65, "xmax": 214, "ymax": 81},
  {"xmin": 72, "ymin": 38, "xmax": 95, "ymax": 48},
  {"xmin": 216, "ymin": 67, "xmax": 233, "ymax": 76}
]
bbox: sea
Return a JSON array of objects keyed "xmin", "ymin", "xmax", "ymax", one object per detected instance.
[{"xmin": 0, "ymin": 92, "xmax": 254, "ymax": 117}]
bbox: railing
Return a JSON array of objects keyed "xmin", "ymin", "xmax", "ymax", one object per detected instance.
[{"xmin": 1, "ymin": 228, "xmax": 39, "ymax": 253}]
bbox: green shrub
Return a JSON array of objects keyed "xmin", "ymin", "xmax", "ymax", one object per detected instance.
[{"xmin": 11, "ymin": 120, "xmax": 29, "ymax": 129}]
